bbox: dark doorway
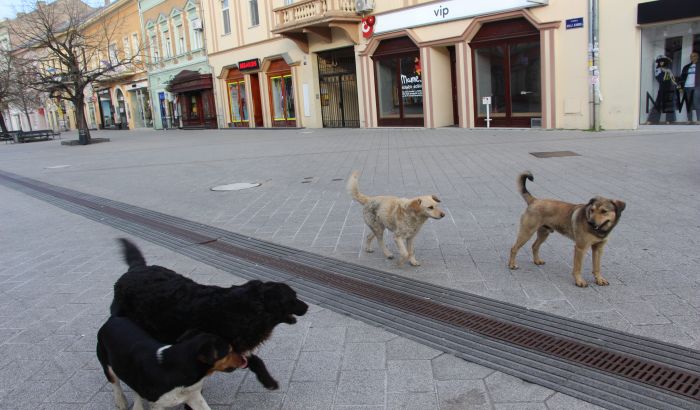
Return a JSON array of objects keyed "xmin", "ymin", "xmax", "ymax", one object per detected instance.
[
  {"xmin": 449, "ymin": 46, "xmax": 459, "ymax": 125},
  {"xmin": 471, "ymin": 18, "xmax": 541, "ymax": 127},
  {"xmin": 250, "ymin": 73, "xmax": 263, "ymax": 127},
  {"xmin": 317, "ymin": 47, "xmax": 360, "ymax": 128}
]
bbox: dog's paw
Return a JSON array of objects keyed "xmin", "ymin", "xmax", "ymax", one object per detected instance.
[
  {"xmin": 533, "ymin": 259, "xmax": 545, "ymax": 265},
  {"xmin": 364, "ymin": 248, "xmax": 374, "ymax": 253},
  {"xmin": 595, "ymin": 277, "xmax": 609, "ymax": 286},
  {"xmin": 409, "ymin": 259, "xmax": 421, "ymax": 266},
  {"xmin": 385, "ymin": 254, "xmax": 394, "ymax": 260},
  {"xmin": 575, "ymin": 278, "xmax": 589, "ymax": 287},
  {"xmin": 508, "ymin": 262, "xmax": 519, "ymax": 270}
]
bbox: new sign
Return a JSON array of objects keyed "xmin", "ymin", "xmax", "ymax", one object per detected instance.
[
  {"xmin": 238, "ymin": 58, "xmax": 261, "ymax": 71},
  {"xmin": 373, "ymin": 0, "xmax": 549, "ymax": 35}
]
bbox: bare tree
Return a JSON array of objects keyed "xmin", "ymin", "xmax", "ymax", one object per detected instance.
[
  {"xmin": 3, "ymin": 53, "xmax": 45, "ymax": 131},
  {"xmin": 0, "ymin": 49, "xmax": 13, "ymax": 133},
  {"xmin": 9, "ymin": 0, "xmax": 144, "ymax": 144}
]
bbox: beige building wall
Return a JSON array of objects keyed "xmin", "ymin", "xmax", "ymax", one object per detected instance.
[{"xmin": 200, "ymin": 0, "xmax": 682, "ymax": 130}]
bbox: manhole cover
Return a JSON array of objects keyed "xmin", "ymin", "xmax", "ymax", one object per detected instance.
[
  {"xmin": 210, "ymin": 182, "xmax": 261, "ymax": 191},
  {"xmin": 44, "ymin": 165, "xmax": 72, "ymax": 169},
  {"xmin": 530, "ymin": 151, "xmax": 581, "ymax": 158}
]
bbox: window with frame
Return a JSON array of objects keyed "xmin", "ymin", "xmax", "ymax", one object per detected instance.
[
  {"xmin": 270, "ymin": 74, "xmax": 295, "ymax": 123},
  {"xmin": 161, "ymin": 22, "xmax": 172, "ymax": 59},
  {"xmin": 132, "ymin": 33, "xmax": 140, "ymax": 61},
  {"xmin": 175, "ymin": 23, "xmax": 184, "ymax": 54},
  {"xmin": 249, "ymin": 0, "xmax": 259, "ymax": 26},
  {"xmin": 108, "ymin": 43, "xmax": 118, "ymax": 65},
  {"xmin": 222, "ymin": 0, "xmax": 231, "ymax": 35},
  {"xmin": 227, "ymin": 80, "xmax": 248, "ymax": 124},
  {"xmin": 149, "ymin": 31, "xmax": 159, "ymax": 63},
  {"xmin": 123, "ymin": 37, "xmax": 131, "ymax": 59},
  {"xmin": 187, "ymin": 4, "xmax": 203, "ymax": 50}
]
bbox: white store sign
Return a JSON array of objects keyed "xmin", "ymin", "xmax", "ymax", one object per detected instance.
[{"xmin": 373, "ymin": 0, "xmax": 548, "ymax": 35}]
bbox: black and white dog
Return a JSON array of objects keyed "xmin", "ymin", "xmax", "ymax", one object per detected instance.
[{"xmin": 96, "ymin": 316, "xmax": 246, "ymax": 410}]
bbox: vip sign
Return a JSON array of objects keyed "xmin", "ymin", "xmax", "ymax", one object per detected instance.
[
  {"xmin": 373, "ymin": 0, "xmax": 548, "ymax": 34},
  {"xmin": 361, "ymin": 16, "xmax": 376, "ymax": 38}
]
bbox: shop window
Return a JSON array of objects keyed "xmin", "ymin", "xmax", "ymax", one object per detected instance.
[
  {"xmin": 374, "ymin": 55, "xmax": 423, "ymax": 124},
  {"xmin": 190, "ymin": 95, "xmax": 199, "ymax": 119},
  {"xmin": 228, "ymin": 80, "xmax": 249, "ymax": 125},
  {"xmin": 270, "ymin": 74, "xmax": 295, "ymax": 125},
  {"xmin": 640, "ymin": 21, "xmax": 700, "ymax": 124}
]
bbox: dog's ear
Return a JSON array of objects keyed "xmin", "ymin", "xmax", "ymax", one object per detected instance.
[
  {"xmin": 614, "ymin": 200, "xmax": 626, "ymax": 214},
  {"xmin": 431, "ymin": 195, "xmax": 441, "ymax": 203},
  {"xmin": 585, "ymin": 198, "xmax": 596, "ymax": 220},
  {"xmin": 409, "ymin": 198, "xmax": 422, "ymax": 213}
]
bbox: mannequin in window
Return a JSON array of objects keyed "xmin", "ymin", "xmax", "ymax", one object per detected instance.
[
  {"xmin": 646, "ymin": 55, "xmax": 678, "ymax": 125},
  {"xmin": 679, "ymin": 51, "xmax": 699, "ymax": 124}
]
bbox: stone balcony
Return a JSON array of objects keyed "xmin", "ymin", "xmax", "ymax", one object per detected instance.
[{"xmin": 271, "ymin": 0, "xmax": 362, "ymax": 51}]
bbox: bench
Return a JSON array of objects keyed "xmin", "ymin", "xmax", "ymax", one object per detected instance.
[
  {"xmin": 16, "ymin": 129, "xmax": 60, "ymax": 143},
  {"xmin": 1, "ymin": 131, "xmax": 22, "ymax": 143}
]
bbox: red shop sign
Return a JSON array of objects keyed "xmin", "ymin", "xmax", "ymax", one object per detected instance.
[{"xmin": 238, "ymin": 58, "xmax": 261, "ymax": 71}]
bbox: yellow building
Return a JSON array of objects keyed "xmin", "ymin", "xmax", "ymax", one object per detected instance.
[{"xmin": 83, "ymin": 0, "xmax": 152, "ymax": 130}]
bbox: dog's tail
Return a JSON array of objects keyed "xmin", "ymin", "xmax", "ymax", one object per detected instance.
[
  {"xmin": 118, "ymin": 238, "xmax": 147, "ymax": 270},
  {"xmin": 518, "ymin": 171, "xmax": 535, "ymax": 205},
  {"xmin": 346, "ymin": 170, "xmax": 369, "ymax": 205}
]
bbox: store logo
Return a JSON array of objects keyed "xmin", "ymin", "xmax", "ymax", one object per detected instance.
[
  {"xmin": 361, "ymin": 15, "xmax": 375, "ymax": 38},
  {"xmin": 401, "ymin": 74, "xmax": 421, "ymax": 84},
  {"xmin": 434, "ymin": 5, "xmax": 449, "ymax": 18},
  {"xmin": 238, "ymin": 58, "xmax": 260, "ymax": 71}
]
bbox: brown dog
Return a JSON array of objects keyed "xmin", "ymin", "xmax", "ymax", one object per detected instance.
[
  {"xmin": 508, "ymin": 171, "xmax": 626, "ymax": 287},
  {"xmin": 347, "ymin": 171, "xmax": 445, "ymax": 266}
]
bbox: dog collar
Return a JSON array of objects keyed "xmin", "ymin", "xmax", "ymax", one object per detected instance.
[{"xmin": 156, "ymin": 345, "xmax": 172, "ymax": 364}]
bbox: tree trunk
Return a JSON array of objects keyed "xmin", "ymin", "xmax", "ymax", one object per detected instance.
[
  {"xmin": 0, "ymin": 110, "xmax": 8, "ymax": 134},
  {"xmin": 73, "ymin": 95, "xmax": 91, "ymax": 145},
  {"xmin": 23, "ymin": 109, "xmax": 33, "ymax": 131}
]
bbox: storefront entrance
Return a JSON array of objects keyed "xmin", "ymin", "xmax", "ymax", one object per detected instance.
[
  {"xmin": 116, "ymin": 89, "xmax": 128, "ymax": 129},
  {"xmin": 471, "ymin": 18, "xmax": 541, "ymax": 127},
  {"xmin": 97, "ymin": 89, "xmax": 114, "ymax": 128},
  {"xmin": 226, "ymin": 68, "xmax": 249, "ymax": 127},
  {"xmin": 267, "ymin": 59, "xmax": 296, "ymax": 127},
  {"xmin": 373, "ymin": 37, "xmax": 424, "ymax": 127},
  {"xmin": 168, "ymin": 70, "xmax": 217, "ymax": 129},
  {"xmin": 317, "ymin": 47, "xmax": 360, "ymax": 128}
]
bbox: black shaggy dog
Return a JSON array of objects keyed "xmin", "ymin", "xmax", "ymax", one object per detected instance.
[{"xmin": 111, "ymin": 238, "xmax": 309, "ymax": 390}]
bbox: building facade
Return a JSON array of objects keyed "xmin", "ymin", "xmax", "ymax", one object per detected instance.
[
  {"xmin": 140, "ymin": 0, "xmax": 214, "ymax": 129},
  {"xmin": 82, "ymin": 0, "xmax": 152, "ymax": 131},
  {"xmin": 198, "ymin": 0, "xmax": 699, "ymax": 131}
]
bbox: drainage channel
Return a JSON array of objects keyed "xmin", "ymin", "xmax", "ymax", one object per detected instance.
[{"xmin": 1, "ymin": 170, "xmax": 699, "ymax": 410}]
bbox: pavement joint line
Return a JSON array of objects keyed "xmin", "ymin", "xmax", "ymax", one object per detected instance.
[{"xmin": 0, "ymin": 169, "xmax": 699, "ymax": 409}]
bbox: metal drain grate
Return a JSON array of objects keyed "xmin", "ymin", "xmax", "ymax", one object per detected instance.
[
  {"xmin": 1, "ymin": 170, "xmax": 699, "ymax": 409},
  {"xmin": 530, "ymin": 150, "xmax": 581, "ymax": 158}
]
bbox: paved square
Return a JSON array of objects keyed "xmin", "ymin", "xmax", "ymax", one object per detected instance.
[{"xmin": 1, "ymin": 126, "xmax": 698, "ymax": 408}]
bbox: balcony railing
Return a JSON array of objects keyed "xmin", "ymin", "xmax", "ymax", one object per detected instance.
[{"xmin": 272, "ymin": 0, "xmax": 360, "ymax": 33}]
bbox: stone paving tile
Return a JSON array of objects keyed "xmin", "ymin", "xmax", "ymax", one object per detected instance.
[{"xmin": 2, "ymin": 128, "xmax": 697, "ymax": 409}]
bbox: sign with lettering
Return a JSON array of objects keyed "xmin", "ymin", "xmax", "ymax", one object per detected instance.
[
  {"xmin": 565, "ymin": 17, "xmax": 584, "ymax": 29},
  {"xmin": 373, "ymin": 0, "xmax": 549, "ymax": 34},
  {"xmin": 238, "ymin": 58, "xmax": 261, "ymax": 71}
]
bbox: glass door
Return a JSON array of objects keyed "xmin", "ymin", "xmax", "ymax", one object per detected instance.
[{"xmin": 472, "ymin": 38, "xmax": 541, "ymax": 127}]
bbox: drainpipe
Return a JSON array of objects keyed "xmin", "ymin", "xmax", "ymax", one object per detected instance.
[{"xmin": 588, "ymin": 0, "xmax": 601, "ymax": 131}]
